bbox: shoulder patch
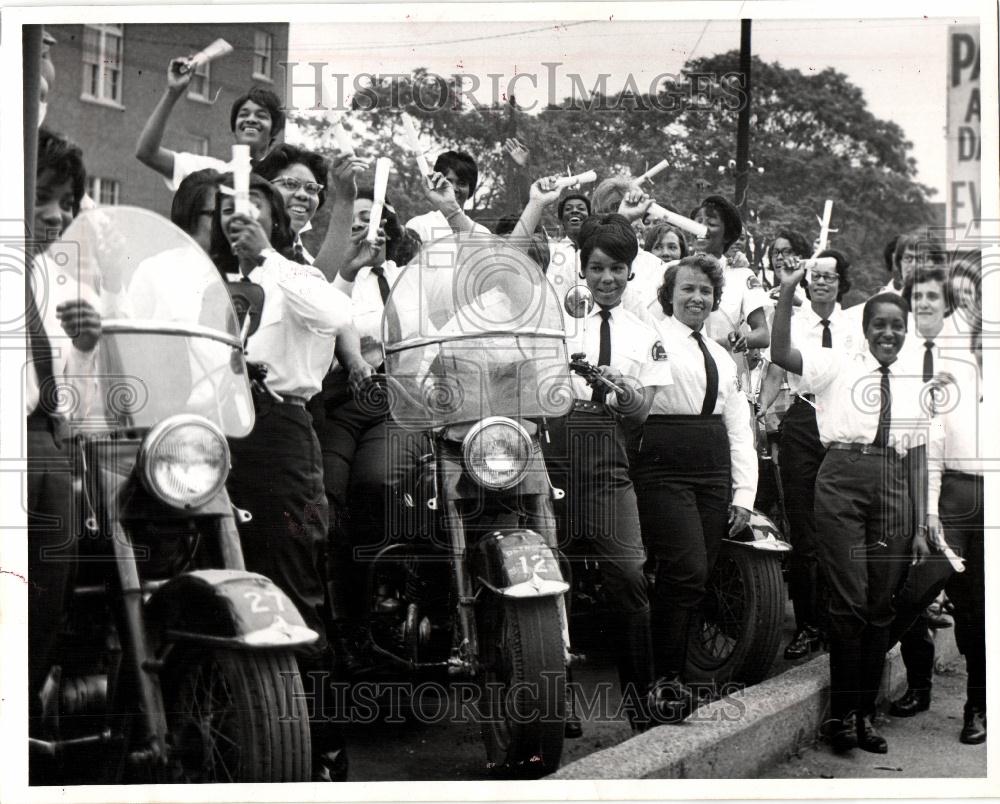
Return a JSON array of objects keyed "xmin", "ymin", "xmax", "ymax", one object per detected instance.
[
  {"xmin": 746, "ymin": 275, "xmax": 762, "ymax": 290},
  {"xmin": 651, "ymin": 340, "xmax": 668, "ymax": 361}
]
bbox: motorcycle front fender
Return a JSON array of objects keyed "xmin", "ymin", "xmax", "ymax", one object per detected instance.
[
  {"xmin": 472, "ymin": 530, "xmax": 569, "ymax": 598},
  {"xmin": 145, "ymin": 569, "xmax": 318, "ymax": 649},
  {"xmin": 727, "ymin": 509, "xmax": 792, "ymax": 552}
]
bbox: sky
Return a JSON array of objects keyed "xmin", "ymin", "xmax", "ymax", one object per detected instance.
[{"xmin": 289, "ymin": 14, "xmax": 976, "ymax": 200}]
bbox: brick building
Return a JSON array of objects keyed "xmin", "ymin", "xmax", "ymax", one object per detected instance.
[{"xmin": 43, "ymin": 22, "xmax": 289, "ymax": 217}]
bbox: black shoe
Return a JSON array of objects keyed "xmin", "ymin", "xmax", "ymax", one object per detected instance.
[
  {"xmin": 856, "ymin": 712, "xmax": 888, "ymax": 754},
  {"xmin": 960, "ymin": 707, "xmax": 986, "ymax": 744},
  {"xmin": 827, "ymin": 714, "xmax": 857, "ymax": 753},
  {"xmin": 313, "ymin": 748, "xmax": 349, "ymax": 782},
  {"xmin": 784, "ymin": 626, "xmax": 822, "ymax": 660},
  {"xmin": 889, "ymin": 687, "xmax": 931, "ymax": 717},
  {"xmin": 648, "ymin": 675, "xmax": 695, "ymax": 725}
]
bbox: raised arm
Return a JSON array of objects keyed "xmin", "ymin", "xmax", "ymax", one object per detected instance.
[
  {"xmin": 421, "ymin": 172, "xmax": 479, "ymax": 235},
  {"xmin": 770, "ymin": 264, "xmax": 805, "ymax": 375},
  {"xmin": 135, "ymin": 57, "xmax": 193, "ymax": 179},
  {"xmin": 312, "ymin": 151, "xmax": 370, "ymax": 284},
  {"xmin": 509, "ymin": 175, "xmax": 562, "ymax": 247}
]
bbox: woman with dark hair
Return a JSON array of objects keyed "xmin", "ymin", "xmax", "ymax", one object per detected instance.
[
  {"xmin": 209, "ymin": 171, "xmax": 355, "ymax": 781},
  {"xmin": 759, "ymin": 248, "xmax": 861, "ymax": 660},
  {"xmin": 136, "ymin": 53, "xmax": 284, "ymax": 190},
  {"xmin": 541, "ymin": 213, "xmax": 673, "ymax": 730},
  {"xmin": 690, "ymin": 194, "xmax": 770, "ymax": 353},
  {"xmin": 764, "ymin": 228, "xmax": 811, "ymax": 292},
  {"xmin": 633, "ymin": 254, "xmax": 757, "ymax": 718},
  {"xmin": 256, "ymin": 144, "xmax": 329, "ymax": 261},
  {"xmin": 643, "ymin": 222, "xmax": 688, "ymax": 263},
  {"xmin": 170, "ymin": 168, "xmax": 223, "ymax": 254}
]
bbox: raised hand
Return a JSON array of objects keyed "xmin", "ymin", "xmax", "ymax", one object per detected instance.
[
  {"xmin": 528, "ymin": 175, "xmax": 563, "ymax": 207},
  {"xmin": 504, "ymin": 138, "xmax": 530, "ymax": 166},
  {"xmin": 327, "ymin": 151, "xmax": 369, "ymax": 200},
  {"xmin": 617, "ymin": 189, "xmax": 653, "ymax": 223},
  {"xmin": 166, "ymin": 57, "xmax": 194, "ymax": 93}
]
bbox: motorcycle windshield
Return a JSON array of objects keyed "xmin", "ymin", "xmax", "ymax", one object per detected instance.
[
  {"xmin": 45, "ymin": 207, "xmax": 254, "ymax": 436},
  {"xmin": 381, "ymin": 233, "xmax": 573, "ymax": 429}
]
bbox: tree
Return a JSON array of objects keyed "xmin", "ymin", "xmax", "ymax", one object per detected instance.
[{"xmin": 291, "ymin": 54, "xmax": 936, "ymax": 300}]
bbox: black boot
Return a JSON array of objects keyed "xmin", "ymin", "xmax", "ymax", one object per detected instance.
[
  {"xmin": 960, "ymin": 705, "xmax": 986, "ymax": 744},
  {"xmin": 856, "ymin": 711, "xmax": 888, "ymax": 753},
  {"xmin": 784, "ymin": 625, "xmax": 822, "ymax": 660},
  {"xmin": 889, "ymin": 687, "xmax": 931, "ymax": 717},
  {"xmin": 827, "ymin": 711, "xmax": 858, "ymax": 753}
]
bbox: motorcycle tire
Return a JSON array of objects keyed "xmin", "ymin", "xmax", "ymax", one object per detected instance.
[
  {"xmin": 685, "ymin": 542, "xmax": 785, "ymax": 688},
  {"xmin": 163, "ymin": 648, "xmax": 311, "ymax": 782},
  {"xmin": 479, "ymin": 596, "xmax": 565, "ymax": 779}
]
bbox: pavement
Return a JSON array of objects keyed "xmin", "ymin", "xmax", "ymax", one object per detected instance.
[{"xmin": 550, "ymin": 621, "xmax": 979, "ymax": 779}]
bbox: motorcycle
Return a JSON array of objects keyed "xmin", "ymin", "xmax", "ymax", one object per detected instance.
[
  {"xmin": 29, "ymin": 207, "xmax": 316, "ymax": 783},
  {"xmin": 340, "ymin": 234, "xmax": 573, "ymax": 777},
  {"xmin": 563, "ymin": 290, "xmax": 790, "ymax": 690}
]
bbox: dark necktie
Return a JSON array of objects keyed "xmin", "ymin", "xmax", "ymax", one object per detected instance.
[
  {"xmin": 692, "ymin": 330, "xmax": 718, "ymax": 416},
  {"xmin": 26, "ymin": 270, "xmax": 55, "ymax": 415},
  {"xmin": 923, "ymin": 340, "xmax": 934, "ymax": 382},
  {"xmin": 821, "ymin": 319, "xmax": 832, "ymax": 348},
  {"xmin": 873, "ymin": 365, "xmax": 891, "ymax": 448},
  {"xmin": 592, "ymin": 309, "xmax": 612, "ymax": 402},
  {"xmin": 292, "ymin": 241, "xmax": 306, "ymax": 263},
  {"xmin": 372, "ymin": 265, "xmax": 402, "ymax": 344}
]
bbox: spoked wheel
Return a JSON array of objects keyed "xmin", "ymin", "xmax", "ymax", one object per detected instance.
[
  {"xmin": 478, "ymin": 596, "xmax": 565, "ymax": 778},
  {"xmin": 163, "ymin": 648, "xmax": 311, "ymax": 782},
  {"xmin": 685, "ymin": 542, "xmax": 785, "ymax": 687}
]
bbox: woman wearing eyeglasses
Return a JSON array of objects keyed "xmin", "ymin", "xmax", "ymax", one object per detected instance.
[
  {"xmin": 257, "ymin": 144, "xmax": 329, "ymax": 263},
  {"xmin": 758, "ymin": 248, "xmax": 858, "ymax": 661}
]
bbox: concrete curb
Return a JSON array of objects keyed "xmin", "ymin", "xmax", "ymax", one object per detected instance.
[{"xmin": 550, "ymin": 626, "xmax": 960, "ymax": 779}]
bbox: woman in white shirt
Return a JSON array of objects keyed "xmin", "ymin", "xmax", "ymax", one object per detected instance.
[
  {"xmin": 256, "ymin": 144, "xmax": 330, "ymax": 263},
  {"xmin": 633, "ymin": 255, "xmax": 757, "ymax": 719},
  {"xmin": 209, "ymin": 173, "xmax": 354, "ymax": 780}
]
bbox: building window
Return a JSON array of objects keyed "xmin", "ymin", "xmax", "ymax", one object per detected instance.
[
  {"xmin": 82, "ymin": 24, "xmax": 124, "ymax": 105},
  {"xmin": 87, "ymin": 177, "xmax": 121, "ymax": 206},
  {"xmin": 253, "ymin": 31, "xmax": 273, "ymax": 81},
  {"xmin": 190, "ymin": 135, "xmax": 210, "ymax": 156},
  {"xmin": 188, "ymin": 59, "xmax": 211, "ymax": 101}
]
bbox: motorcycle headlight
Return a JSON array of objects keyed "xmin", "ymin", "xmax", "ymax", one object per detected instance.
[
  {"xmin": 139, "ymin": 415, "xmax": 230, "ymax": 509},
  {"xmin": 462, "ymin": 417, "xmax": 532, "ymax": 490}
]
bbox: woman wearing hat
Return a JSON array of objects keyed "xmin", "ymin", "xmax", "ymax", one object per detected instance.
[{"xmin": 691, "ymin": 195, "xmax": 770, "ymax": 353}]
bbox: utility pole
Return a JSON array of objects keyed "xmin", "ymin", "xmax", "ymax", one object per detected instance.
[{"xmin": 734, "ymin": 19, "xmax": 752, "ymax": 216}]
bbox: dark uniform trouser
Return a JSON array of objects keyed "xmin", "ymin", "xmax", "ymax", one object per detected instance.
[
  {"xmin": 814, "ymin": 449, "xmax": 910, "ymax": 719},
  {"xmin": 889, "ymin": 474, "xmax": 983, "ymax": 698},
  {"xmin": 542, "ymin": 409, "xmax": 653, "ymax": 703},
  {"xmin": 309, "ymin": 391, "xmax": 428, "ymax": 622},
  {"xmin": 27, "ymin": 422, "xmax": 77, "ymax": 711},
  {"xmin": 779, "ymin": 398, "xmax": 828, "ymax": 632},
  {"xmin": 633, "ymin": 415, "xmax": 730, "ymax": 679},
  {"xmin": 227, "ymin": 401, "xmax": 330, "ymax": 663},
  {"xmin": 941, "ymin": 473, "xmax": 985, "ymax": 709}
]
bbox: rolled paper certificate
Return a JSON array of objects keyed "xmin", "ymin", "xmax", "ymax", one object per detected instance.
[
  {"xmin": 331, "ymin": 119, "xmax": 355, "ymax": 156},
  {"xmin": 813, "ymin": 199, "xmax": 833, "ymax": 256},
  {"xmin": 646, "ymin": 203, "xmax": 708, "ymax": 239},
  {"xmin": 367, "ymin": 157, "xmax": 392, "ymax": 243},
  {"xmin": 636, "ymin": 159, "xmax": 669, "ymax": 184},
  {"xmin": 400, "ymin": 112, "xmax": 432, "ymax": 177},
  {"xmin": 183, "ymin": 39, "xmax": 233, "ymax": 72},
  {"xmin": 231, "ymin": 145, "xmax": 252, "ymax": 217},
  {"xmin": 552, "ymin": 170, "xmax": 598, "ymax": 190}
]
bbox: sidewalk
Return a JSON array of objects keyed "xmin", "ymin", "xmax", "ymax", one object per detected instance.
[
  {"xmin": 550, "ymin": 624, "xmax": 968, "ymax": 779},
  {"xmin": 763, "ymin": 660, "xmax": 985, "ymax": 778}
]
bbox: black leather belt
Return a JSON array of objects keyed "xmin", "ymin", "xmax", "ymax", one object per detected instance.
[
  {"xmin": 277, "ymin": 395, "xmax": 308, "ymax": 408},
  {"xmin": 827, "ymin": 442, "xmax": 899, "ymax": 458},
  {"xmin": 796, "ymin": 393, "xmax": 816, "ymax": 403}
]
